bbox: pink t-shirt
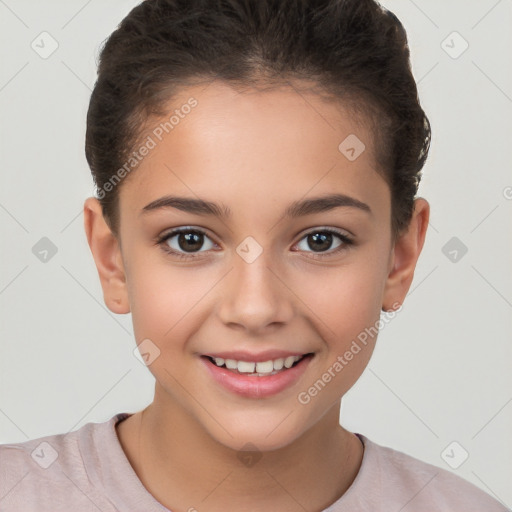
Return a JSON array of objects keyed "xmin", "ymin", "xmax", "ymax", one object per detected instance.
[{"xmin": 0, "ymin": 412, "xmax": 508, "ymax": 511}]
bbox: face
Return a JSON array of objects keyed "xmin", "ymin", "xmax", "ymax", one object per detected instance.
[{"xmin": 86, "ymin": 80, "xmax": 424, "ymax": 452}]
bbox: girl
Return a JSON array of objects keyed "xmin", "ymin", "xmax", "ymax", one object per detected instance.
[{"xmin": 1, "ymin": 0, "xmax": 507, "ymax": 510}]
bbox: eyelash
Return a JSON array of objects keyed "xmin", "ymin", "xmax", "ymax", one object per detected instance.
[{"xmin": 155, "ymin": 226, "xmax": 354, "ymax": 261}]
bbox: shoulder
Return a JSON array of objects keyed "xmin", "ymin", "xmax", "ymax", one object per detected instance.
[
  {"xmin": 0, "ymin": 424, "xmax": 84, "ymax": 487},
  {"xmin": 0, "ymin": 413, "xmax": 128, "ymax": 511},
  {"xmin": 350, "ymin": 434, "xmax": 509, "ymax": 512}
]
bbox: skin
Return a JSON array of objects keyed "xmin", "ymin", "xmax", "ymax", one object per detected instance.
[{"xmin": 84, "ymin": 80, "xmax": 429, "ymax": 512}]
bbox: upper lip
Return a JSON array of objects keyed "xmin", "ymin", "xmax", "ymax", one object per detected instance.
[{"xmin": 202, "ymin": 350, "xmax": 313, "ymax": 363}]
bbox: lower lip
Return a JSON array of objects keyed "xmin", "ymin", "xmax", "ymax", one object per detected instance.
[{"xmin": 201, "ymin": 354, "xmax": 314, "ymax": 399}]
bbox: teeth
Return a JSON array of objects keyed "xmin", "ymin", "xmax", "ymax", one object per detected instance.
[
  {"xmin": 255, "ymin": 360, "xmax": 274, "ymax": 373},
  {"xmin": 237, "ymin": 361, "xmax": 256, "ymax": 373},
  {"xmin": 273, "ymin": 358, "xmax": 284, "ymax": 370},
  {"xmin": 210, "ymin": 354, "xmax": 305, "ymax": 375},
  {"xmin": 225, "ymin": 359, "xmax": 238, "ymax": 370},
  {"xmin": 284, "ymin": 356, "xmax": 296, "ymax": 369}
]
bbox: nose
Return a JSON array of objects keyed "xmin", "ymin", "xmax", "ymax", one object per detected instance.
[{"xmin": 217, "ymin": 247, "xmax": 295, "ymax": 334}]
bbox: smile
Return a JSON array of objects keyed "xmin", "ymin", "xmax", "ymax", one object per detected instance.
[
  {"xmin": 207, "ymin": 354, "xmax": 307, "ymax": 376},
  {"xmin": 201, "ymin": 353, "xmax": 315, "ymax": 398}
]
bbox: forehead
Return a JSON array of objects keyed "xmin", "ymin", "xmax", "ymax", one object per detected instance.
[
  {"xmin": 158, "ymin": 80, "xmax": 376, "ymax": 161},
  {"xmin": 120, "ymin": 80, "xmax": 389, "ymax": 220}
]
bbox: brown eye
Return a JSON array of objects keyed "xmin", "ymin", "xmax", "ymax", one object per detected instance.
[
  {"xmin": 158, "ymin": 227, "xmax": 216, "ymax": 257},
  {"xmin": 306, "ymin": 232, "xmax": 336, "ymax": 252},
  {"xmin": 174, "ymin": 231, "xmax": 204, "ymax": 252},
  {"xmin": 295, "ymin": 229, "xmax": 353, "ymax": 255}
]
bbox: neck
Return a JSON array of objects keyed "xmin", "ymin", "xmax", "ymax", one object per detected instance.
[{"xmin": 116, "ymin": 391, "xmax": 363, "ymax": 512}]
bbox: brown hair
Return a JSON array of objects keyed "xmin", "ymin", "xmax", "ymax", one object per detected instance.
[{"xmin": 85, "ymin": 0, "xmax": 431, "ymax": 239}]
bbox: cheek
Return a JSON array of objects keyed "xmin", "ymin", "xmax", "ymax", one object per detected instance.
[
  {"xmin": 293, "ymin": 249, "xmax": 389, "ymax": 387},
  {"xmin": 299, "ymin": 256, "xmax": 387, "ymax": 338},
  {"xmin": 127, "ymin": 264, "xmax": 209, "ymax": 399},
  {"xmin": 127, "ymin": 255, "xmax": 204, "ymax": 344}
]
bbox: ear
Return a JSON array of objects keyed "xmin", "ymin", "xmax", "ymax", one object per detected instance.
[
  {"xmin": 83, "ymin": 197, "xmax": 130, "ymax": 314},
  {"xmin": 382, "ymin": 197, "xmax": 430, "ymax": 312}
]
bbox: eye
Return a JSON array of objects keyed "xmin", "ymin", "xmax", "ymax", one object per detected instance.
[
  {"xmin": 156, "ymin": 227, "xmax": 216, "ymax": 259},
  {"xmin": 155, "ymin": 226, "xmax": 354, "ymax": 261},
  {"xmin": 294, "ymin": 228, "xmax": 354, "ymax": 257}
]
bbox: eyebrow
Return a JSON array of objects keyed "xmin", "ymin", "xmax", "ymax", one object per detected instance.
[{"xmin": 140, "ymin": 193, "xmax": 372, "ymax": 218}]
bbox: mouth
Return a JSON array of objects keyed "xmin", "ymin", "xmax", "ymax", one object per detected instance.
[
  {"xmin": 200, "ymin": 353, "xmax": 315, "ymax": 398},
  {"xmin": 202, "ymin": 353, "xmax": 313, "ymax": 376}
]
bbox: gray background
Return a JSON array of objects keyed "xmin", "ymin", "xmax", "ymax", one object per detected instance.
[{"xmin": 0, "ymin": 0, "xmax": 511, "ymax": 507}]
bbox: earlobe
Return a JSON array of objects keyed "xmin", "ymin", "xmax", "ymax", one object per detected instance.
[
  {"xmin": 83, "ymin": 197, "xmax": 130, "ymax": 314},
  {"xmin": 382, "ymin": 198, "xmax": 430, "ymax": 312}
]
